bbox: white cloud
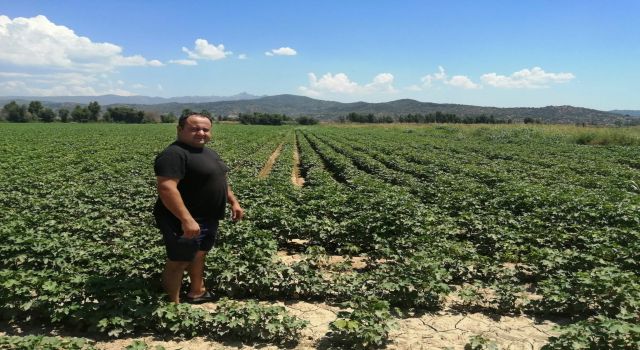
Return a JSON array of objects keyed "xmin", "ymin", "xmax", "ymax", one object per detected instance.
[
  {"xmin": 112, "ymin": 55, "xmax": 164, "ymax": 67},
  {"xmin": 238, "ymin": 54, "xmax": 248, "ymax": 60},
  {"xmin": 298, "ymin": 87, "xmax": 321, "ymax": 97},
  {"xmin": 265, "ymin": 47, "xmax": 297, "ymax": 56},
  {"xmin": 169, "ymin": 59, "xmax": 198, "ymax": 66},
  {"xmin": 0, "ymin": 72, "xmax": 33, "ymax": 78},
  {"xmin": 366, "ymin": 73, "xmax": 398, "ymax": 93},
  {"xmin": 131, "ymin": 83, "xmax": 145, "ymax": 89},
  {"xmin": 305, "ymin": 72, "xmax": 359, "ymax": 93},
  {"xmin": 299, "ymin": 72, "xmax": 396, "ymax": 97},
  {"xmin": 447, "ymin": 75, "xmax": 480, "ymax": 89},
  {"xmin": 481, "ymin": 67, "xmax": 575, "ymax": 88},
  {"xmin": 420, "ymin": 66, "xmax": 480, "ymax": 89},
  {"xmin": 0, "ymin": 15, "xmax": 164, "ymax": 96},
  {"xmin": 0, "ymin": 71, "xmax": 136, "ymax": 96},
  {"xmin": 182, "ymin": 39, "xmax": 231, "ymax": 60},
  {"xmin": 0, "ymin": 15, "xmax": 162, "ymax": 70},
  {"xmin": 421, "ymin": 66, "xmax": 447, "ymax": 86}
]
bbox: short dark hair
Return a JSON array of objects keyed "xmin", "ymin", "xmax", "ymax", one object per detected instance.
[{"xmin": 178, "ymin": 113, "xmax": 212, "ymax": 128}]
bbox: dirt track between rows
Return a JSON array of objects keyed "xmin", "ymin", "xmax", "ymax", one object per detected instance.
[
  {"xmin": 258, "ymin": 142, "xmax": 284, "ymax": 178},
  {"xmin": 292, "ymin": 134, "xmax": 305, "ymax": 187}
]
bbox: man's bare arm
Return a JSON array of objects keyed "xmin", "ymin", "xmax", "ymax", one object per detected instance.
[
  {"xmin": 227, "ymin": 185, "xmax": 244, "ymax": 221},
  {"xmin": 156, "ymin": 176, "xmax": 200, "ymax": 237}
]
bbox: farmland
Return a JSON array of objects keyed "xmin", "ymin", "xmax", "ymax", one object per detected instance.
[{"xmin": 1, "ymin": 123, "xmax": 639, "ymax": 349}]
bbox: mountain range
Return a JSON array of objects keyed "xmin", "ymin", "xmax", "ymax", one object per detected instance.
[
  {"xmin": 1, "ymin": 94, "xmax": 638, "ymax": 125},
  {"xmin": 0, "ymin": 92, "xmax": 262, "ymax": 105},
  {"xmin": 610, "ymin": 110, "xmax": 640, "ymax": 117}
]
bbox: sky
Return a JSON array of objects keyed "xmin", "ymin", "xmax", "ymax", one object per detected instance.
[{"xmin": 0, "ymin": 0, "xmax": 638, "ymax": 110}]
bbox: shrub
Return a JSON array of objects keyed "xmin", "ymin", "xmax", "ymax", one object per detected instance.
[
  {"xmin": 328, "ymin": 296, "xmax": 395, "ymax": 349},
  {"xmin": 543, "ymin": 316, "xmax": 640, "ymax": 350}
]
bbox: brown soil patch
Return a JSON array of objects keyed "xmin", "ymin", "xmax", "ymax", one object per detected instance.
[
  {"xmin": 390, "ymin": 312, "xmax": 557, "ymax": 350},
  {"xmin": 82, "ymin": 300, "xmax": 559, "ymax": 349},
  {"xmin": 2, "ymin": 296, "xmax": 560, "ymax": 350},
  {"xmin": 277, "ymin": 251, "xmax": 368, "ymax": 269},
  {"xmin": 291, "ymin": 135, "xmax": 305, "ymax": 187},
  {"xmin": 258, "ymin": 142, "xmax": 283, "ymax": 178}
]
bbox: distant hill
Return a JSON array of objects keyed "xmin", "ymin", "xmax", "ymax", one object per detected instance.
[
  {"xmin": 0, "ymin": 92, "xmax": 262, "ymax": 106},
  {"xmin": 133, "ymin": 94, "xmax": 629, "ymax": 124},
  {"xmin": 1, "ymin": 93, "xmax": 636, "ymax": 125},
  {"xmin": 610, "ymin": 110, "xmax": 640, "ymax": 117}
]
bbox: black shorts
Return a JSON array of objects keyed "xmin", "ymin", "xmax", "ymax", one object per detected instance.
[{"xmin": 155, "ymin": 215, "xmax": 219, "ymax": 262}]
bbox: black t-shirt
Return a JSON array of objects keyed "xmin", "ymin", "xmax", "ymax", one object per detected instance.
[{"xmin": 153, "ymin": 141, "xmax": 229, "ymax": 221}]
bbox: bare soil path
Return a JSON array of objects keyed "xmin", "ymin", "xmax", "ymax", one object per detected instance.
[
  {"xmin": 258, "ymin": 142, "xmax": 284, "ymax": 178},
  {"xmin": 292, "ymin": 134, "xmax": 305, "ymax": 187}
]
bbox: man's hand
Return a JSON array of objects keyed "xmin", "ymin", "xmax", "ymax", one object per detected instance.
[
  {"xmin": 181, "ymin": 217, "xmax": 201, "ymax": 238},
  {"xmin": 226, "ymin": 185, "xmax": 244, "ymax": 222},
  {"xmin": 230, "ymin": 203, "xmax": 244, "ymax": 222},
  {"xmin": 157, "ymin": 176, "xmax": 200, "ymax": 237}
]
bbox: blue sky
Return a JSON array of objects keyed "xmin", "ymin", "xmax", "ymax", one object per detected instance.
[{"xmin": 1, "ymin": 0, "xmax": 638, "ymax": 110}]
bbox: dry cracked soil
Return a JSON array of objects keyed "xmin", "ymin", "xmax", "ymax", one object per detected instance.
[{"xmin": 90, "ymin": 300, "xmax": 558, "ymax": 350}]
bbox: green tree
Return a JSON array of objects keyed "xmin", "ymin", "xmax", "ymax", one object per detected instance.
[
  {"xmin": 2, "ymin": 101, "xmax": 28, "ymax": 122},
  {"xmin": 87, "ymin": 101, "xmax": 101, "ymax": 121},
  {"xmin": 105, "ymin": 106, "xmax": 144, "ymax": 123},
  {"xmin": 161, "ymin": 112, "xmax": 177, "ymax": 123},
  {"xmin": 238, "ymin": 112, "xmax": 290, "ymax": 125},
  {"xmin": 71, "ymin": 105, "xmax": 90, "ymax": 122},
  {"xmin": 296, "ymin": 116, "xmax": 319, "ymax": 125},
  {"xmin": 39, "ymin": 108, "xmax": 56, "ymax": 122},
  {"xmin": 28, "ymin": 101, "xmax": 44, "ymax": 119},
  {"xmin": 58, "ymin": 108, "xmax": 70, "ymax": 123},
  {"xmin": 379, "ymin": 115, "xmax": 394, "ymax": 123},
  {"xmin": 523, "ymin": 117, "xmax": 541, "ymax": 124},
  {"xmin": 143, "ymin": 111, "xmax": 160, "ymax": 123},
  {"xmin": 181, "ymin": 108, "xmax": 194, "ymax": 118}
]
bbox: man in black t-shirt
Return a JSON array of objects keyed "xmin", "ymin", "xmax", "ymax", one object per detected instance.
[{"xmin": 154, "ymin": 113, "xmax": 243, "ymax": 303}]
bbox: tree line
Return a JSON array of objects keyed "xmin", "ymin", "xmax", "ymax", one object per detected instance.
[
  {"xmin": 339, "ymin": 111, "xmax": 514, "ymax": 124},
  {"xmin": 238, "ymin": 112, "xmax": 318, "ymax": 125},
  {"xmin": 1, "ymin": 101, "xmax": 320, "ymax": 125},
  {"xmin": 0, "ymin": 100, "xmax": 99, "ymax": 123},
  {"xmin": 0, "ymin": 100, "xmax": 536, "ymax": 126},
  {"xmin": 0, "ymin": 100, "xmax": 182, "ymax": 124}
]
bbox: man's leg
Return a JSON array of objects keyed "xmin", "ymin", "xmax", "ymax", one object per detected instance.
[
  {"xmin": 187, "ymin": 250, "xmax": 207, "ymax": 298},
  {"xmin": 162, "ymin": 260, "xmax": 190, "ymax": 303}
]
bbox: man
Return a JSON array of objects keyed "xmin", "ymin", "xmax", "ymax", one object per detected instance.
[{"xmin": 154, "ymin": 113, "xmax": 243, "ymax": 303}]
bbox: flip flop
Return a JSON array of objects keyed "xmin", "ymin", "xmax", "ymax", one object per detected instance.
[{"xmin": 184, "ymin": 290, "xmax": 216, "ymax": 304}]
